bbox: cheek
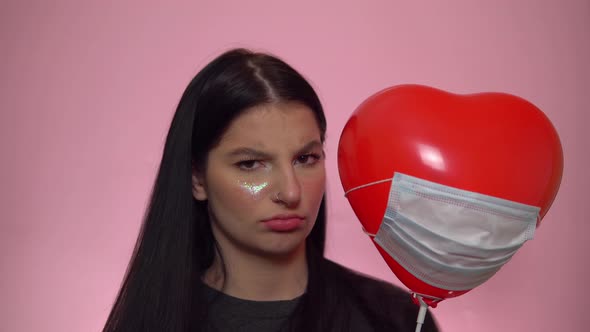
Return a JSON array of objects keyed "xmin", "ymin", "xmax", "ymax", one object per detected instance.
[
  {"xmin": 236, "ymin": 179, "xmax": 272, "ymax": 201},
  {"xmin": 302, "ymin": 172, "xmax": 326, "ymax": 201},
  {"xmin": 208, "ymin": 179, "xmax": 266, "ymax": 225}
]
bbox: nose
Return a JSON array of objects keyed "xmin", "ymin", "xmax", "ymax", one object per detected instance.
[{"xmin": 273, "ymin": 165, "xmax": 301, "ymax": 208}]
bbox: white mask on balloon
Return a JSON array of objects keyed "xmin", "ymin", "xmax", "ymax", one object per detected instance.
[{"xmin": 348, "ymin": 172, "xmax": 540, "ymax": 291}]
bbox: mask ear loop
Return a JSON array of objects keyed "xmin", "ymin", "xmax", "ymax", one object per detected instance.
[
  {"xmin": 361, "ymin": 226, "xmax": 376, "ymax": 237},
  {"xmin": 344, "ymin": 178, "xmax": 392, "ymax": 196},
  {"xmin": 346, "ymin": 176, "xmax": 441, "ymax": 332},
  {"xmin": 344, "ymin": 178, "xmax": 392, "ymax": 238}
]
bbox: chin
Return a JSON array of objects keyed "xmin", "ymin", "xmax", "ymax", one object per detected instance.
[{"xmin": 256, "ymin": 235, "xmax": 307, "ymax": 258}]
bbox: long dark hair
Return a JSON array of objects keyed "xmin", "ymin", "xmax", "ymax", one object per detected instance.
[
  {"xmin": 102, "ymin": 48, "xmax": 330, "ymax": 331},
  {"xmin": 102, "ymin": 48, "xmax": 437, "ymax": 332}
]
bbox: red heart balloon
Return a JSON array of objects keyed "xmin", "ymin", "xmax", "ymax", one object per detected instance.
[{"xmin": 337, "ymin": 84, "xmax": 563, "ymax": 303}]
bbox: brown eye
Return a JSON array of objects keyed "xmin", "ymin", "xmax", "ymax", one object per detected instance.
[
  {"xmin": 296, "ymin": 154, "xmax": 321, "ymax": 166},
  {"xmin": 236, "ymin": 160, "xmax": 261, "ymax": 170}
]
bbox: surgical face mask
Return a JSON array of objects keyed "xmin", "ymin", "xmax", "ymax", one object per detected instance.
[{"xmin": 365, "ymin": 172, "xmax": 539, "ymax": 291}]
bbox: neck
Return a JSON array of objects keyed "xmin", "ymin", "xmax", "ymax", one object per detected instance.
[{"xmin": 202, "ymin": 242, "xmax": 308, "ymax": 301}]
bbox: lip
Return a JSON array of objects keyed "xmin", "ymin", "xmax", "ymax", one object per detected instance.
[
  {"xmin": 262, "ymin": 213, "xmax": 305, "ymax": 221},
  {"xmin": 261, "ymin": 214, "xmax": 305, "ymax": 232}
]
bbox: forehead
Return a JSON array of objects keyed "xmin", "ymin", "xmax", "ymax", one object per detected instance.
[{"xmin": 216, "ymin": 102, "xmax": 322, "ymax": 151}]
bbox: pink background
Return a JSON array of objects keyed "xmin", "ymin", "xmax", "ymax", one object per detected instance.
[{"xmin": 1, "ymin": 1, "xmax": 588, "ymax": 331}]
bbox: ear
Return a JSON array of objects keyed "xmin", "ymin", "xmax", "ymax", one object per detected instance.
[{"xmin": 191, "ymin": 169, "xmax": 208, "ymax": 201}]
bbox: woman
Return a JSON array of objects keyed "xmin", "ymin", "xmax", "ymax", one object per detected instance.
[{"xmin": 102, "ymin": 48, "xmax": 439, "ymax": 331}]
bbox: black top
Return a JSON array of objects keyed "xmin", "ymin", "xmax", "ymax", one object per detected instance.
[
  {"xmin": 200, "ymin": 271, "xmax": 439, "ymax": 332},
  {"xmin": 202, "ymin": 284, "xmax": 300, "ymax": 331}
]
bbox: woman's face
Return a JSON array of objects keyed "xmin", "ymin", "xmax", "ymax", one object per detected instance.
[{"xmin": 192, "ymin": 102, "xmax": 326, "ymax": 257}]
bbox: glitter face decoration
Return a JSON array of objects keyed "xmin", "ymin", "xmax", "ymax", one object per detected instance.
[{"xmin": 238, "ymin": 180, "xmax": 270, "ymax": 200}]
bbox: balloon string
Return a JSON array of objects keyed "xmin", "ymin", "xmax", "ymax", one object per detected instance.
[
  {"xmin": 411, "ymin": 292, "xmax": 444, "ymax": 303},
  {"xmin": 344, "ymin": 178, "xmax": 392, "ymax": 196},
  {"xmin": 414, "ymin": 295, "xmax": 428, "ymax": 332}
]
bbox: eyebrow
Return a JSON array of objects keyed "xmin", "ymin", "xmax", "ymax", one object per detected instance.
[{"xmin": 227, "ymin": 140, "xmax": 323, "ymax": 159}]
